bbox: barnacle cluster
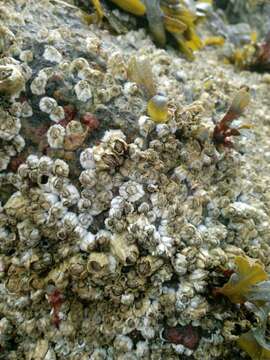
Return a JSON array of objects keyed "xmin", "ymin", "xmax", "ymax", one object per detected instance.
[{"xmin": 0, "ymin": 0, "xmax": 269, "ymax": 359}]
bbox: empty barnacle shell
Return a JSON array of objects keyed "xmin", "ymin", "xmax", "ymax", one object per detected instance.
[
  {"xmin": 87, "ymin": 252, "xmax": 117, "ymax": 277},
  {"xmin": 47, "ymin": 124, "xmax": 65, "ymax": 149},
  {"xmin": 0, "ymin": 63, "xmax": 25, "ymax": 97}
]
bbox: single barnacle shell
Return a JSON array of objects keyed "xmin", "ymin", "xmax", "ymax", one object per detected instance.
[
  {"xmin": 114, "ymin": 335, "xmax": 133, "ymax": 353},
  {"xmin": 119, "ymin": 181, "xmax": 145, "ymax": 202},
  {"xmin": 95, "ymin": 229, "xmax": 112, "ymax": 248},
  {"xmin": 26, "ymin": 154, "xmax": 39, "ymax": 169},
  {"xmin": 17, "ymin": 163, "xmax": 29, "ymax": 179},
  {"xmin": 107, "ymin": 52, "xmax": 127, "ymax": 81},
  {"xmin": 79, "ymin": 170, "xmax": 97, "ymax": 189},
  {"xmin": 70, "ymin": 58, "xmax": 89, "ymax": 74},
  {"xmin": 136, "ymin": 256, "xmax": 164, "ymax": 277},
  {"xmin": 30, "ymin": 74, "xmax": 47, "ymax": 95},
  {"xmin": 172, "ymin": 253, "xmax": 188, "ymax": 275},
  {"xmin": 78, "ymin": 67, "xmax": 104, "ymax": 85},
  {"xmin": 0, "ymin": 64, "xmax": 25, "ymax": 97},
  {"xmin": 78, "ymin": 212, "xmax": 93, "ymax": 229},
  {"xmin": 87, "ymin": 252, "xmax": 117, "ymax": 277},
  {"xmin": 53, "ymin": 159, "xmax": 69, "ymax": 178},
  {"xmin": 79, "ymin": 231, "xmax": 96, "ymax": 252},
  {"xmin": 0, "ymin": 108, "xmax": 21, "ymax": 141},
  {"xmin": 47, "ymin": 124, "xmax": 65, "ymax": 149},
  {"xmin": 43, "ymin": 45, "xmax": 62, "ymax": 63},
  {"xmin": 50, "ymin": 106, "xmax": 65, "ymax": 123},
  {"xmin": 62, "ymin": 212, "xmax": 79, "ymax": 231},
  {"xmin": 0, "ymin": 25, "xmax": 16, "ymax": 53},
  {"xmin": 74, "ymin": 80, "xmax": 92, "ymax": 102},
  {"xmin": 60, "ymin": 184, "xmax": 80, "ymax": 206},
  {"xmin": 138, "ymin": 115, "xmax": 155, "ymax": 137},
  {"xmin": 4, "ymin": 191, "xmax": 29, "ymax": 220},
  {"xmin": 66, "ymin": 120, "xmax": 84, "ymax": 137},
  {"xmin": 38, "ymin": 156, "xmax": 54, "ymax": 175},
  {"xmin": 111, "ymin": 232, "xmax": 139, "ymax": 265},
  {"xmin": 17, "ymin": 219, "xmax": 41, "ymax": 246},
  {"xmin": 80, "ymin": 148, "xmax": 96, "ymax": 170},
  {"xmin": 12, "ymin": 134, "xmax": 25, "ymax": 153},
  {"xmin": 39, "ymin": 97, "xmax": 57, "ymax": 114}
]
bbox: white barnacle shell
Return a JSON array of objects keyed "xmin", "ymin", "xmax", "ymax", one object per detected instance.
[
  {"xmin": 78, "ymin": 212, "xmax": 93, "ymax": 229},
  {"xmin": 47, "ymin": 124, "xmax": 65, "ymax": 149},
  {"xmin": 119, "ymin": 181, "xmax": 145, "ymax": 203},
  {"xmin": 74, "ymin": 80, "xmax": 92, "ymax": 102},
  {"xmin": 172, "ymin": 253, "xmax": 187, "ymax": 275},
  {"xmin": 80, "ymin": 148, "xmax": 96, "ymax": 170},
  {"xmin": 79, "ymin": 169, "xmax": 97, "ymax": 188},
  {"xmin": 66, "ymin": 120, "xmax": 84, "ymax": 136},
  {"xmin": 0, "ymin": 64, "xmax": 25, "ymax": 97},
  {"xmin": 79, "ymin": 231, "xmax": 96, "ymax": 252},
  {"xmin": 30, "ymin": 74, "xmax": 47, "ymax": 95},
  {"xmin": 60, "ymin": 184, "xmax": 80, "ymax": 206},
  {"xmin": 38, "ymin": 156, "xmax": 53, "ymax": 175},
  {"xmin": 113, "ymin": 335, "xmax": 133, "ymax": 353},
  {"xmin": 89, "ymin": 349, "xmax": 107, "ymax": 360},
  {"xmin": 136, "ymin": 341, "xmax": 149, "ymax": 358},
  {"xmin": 62, "ymin": 212, "xmax": 79, "ymax": 231},
  {"xmin": 26, "ymin": 154, "xmax": 39, "ymax": 169},
  {"xmin": 70, "ymin": 57, "xmax": 89, "ymax": 74},
  {"xmin": 49, "ymin": 106, "xmax": 64, "ymax": 123},
  {"xmin": 0, "ymin": 110, "xmax": 21, "ymax": 141},
  {"xmin": 138, "ymin": 116, "xmax": 155, "ymax": 138},
  {"xmin": 39, "ymin": 97, "xmax": 57, "ymax": 114},
  {"xmin": 53, "ymin": 159, "xmax": 69, "ymax": 178},
  {"xmin": 156, "ymin": 123, "xmax": 171, "ymax": 138},
  {"xmin": 102, "ymin": 129, "xmax": 126, "ymax": 144},
  {"xmin": 107, "ymin": 51, "xmax": 127, "ymax": 81},
  {"xmin": 12, "ymin": 135, "xmax": 25, "ymax": 153},
  {"xmin": 43, "ymin": 45, "xmax": 62, "ymax": 63}
]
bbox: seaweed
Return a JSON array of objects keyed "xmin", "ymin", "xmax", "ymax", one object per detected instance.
[
  {"xmin": 91, "ymin": 0, "xmax": 215, "ymax": 59},
  {"xmin": 215, "ymin": 255, "xmax": 268, "ymax": 304},
  {"xmin": 213, "ymin": 86, "xmax": 251, "ymax": 147}
]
